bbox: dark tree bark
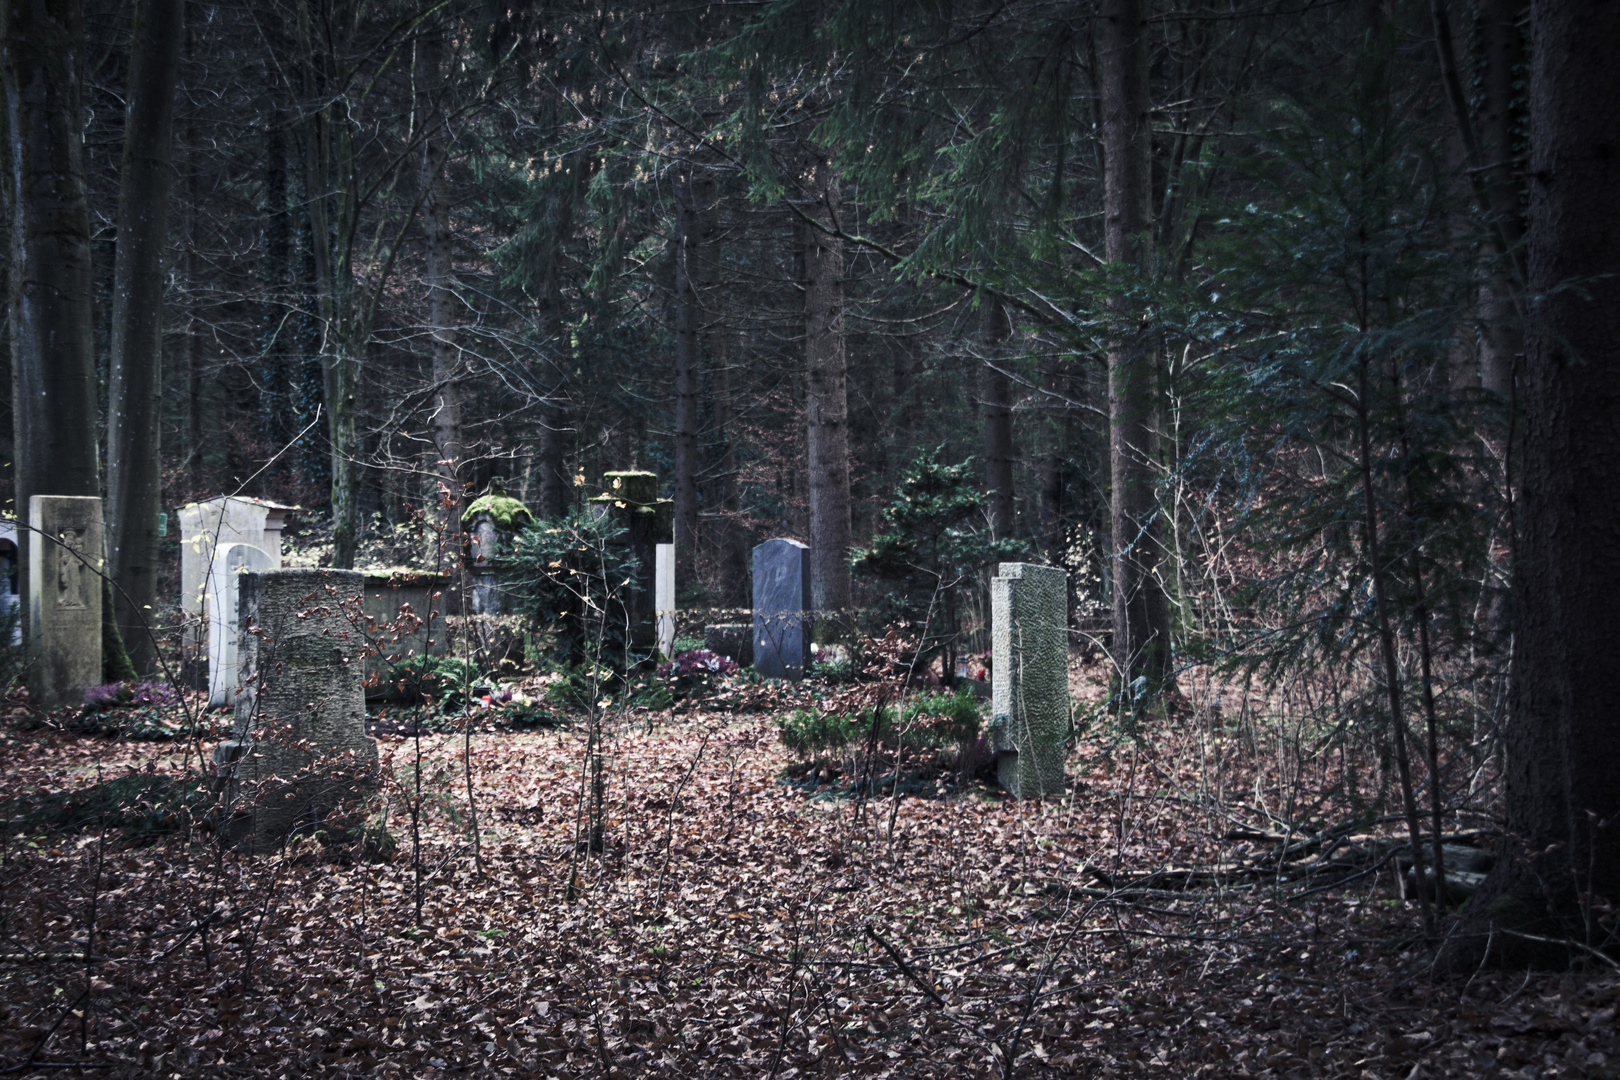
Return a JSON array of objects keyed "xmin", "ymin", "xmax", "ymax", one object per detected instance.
[
  {"xmin": 3, "ymin": 0, "xmax": 100, "ymax": 628},
  {"xmin": 106, "ymin": 0, "xmax": 184, "ymax": 674},
  {"xmin": 416, "ymin": 33, "xmax": 465, "ymax": 587},
  {"xmin": 1464, "ymin": 0, "xmax": 1620, "ymax": 964},
  {"xmin": 1101, "ymin": 0, "xmax": 1172, "ymax": 690},
  {"xmin": 802, "ymin": 151, "xmax": 853, "ymax": 616},
  {"xmin": 671, "ymin": 162, "xmax": 703, "ymax": 582},
  {"xmin": 981, "ymin": 297, "xmax": 1016, "ymax": 542},
  {"xmin": 1472, "ymin": 0, "xmax": 1527, "ymax": 396}
]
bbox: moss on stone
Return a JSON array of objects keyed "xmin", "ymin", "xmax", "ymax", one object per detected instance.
[{"xmin": 460, "ymin": 494, "xmax": 534, "ymax": 532}]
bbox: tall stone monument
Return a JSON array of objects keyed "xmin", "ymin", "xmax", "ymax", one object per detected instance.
[
  {"xmin": 26, "ymin": 496, "xmax": 103, "ymax": 708},
  {"xmin": 214, "ymin": 569, "xmax": 379, "ymax": 852},
  {"xmin": 587, "ymin": 471, "xmax": 673, "ymax": 656},
  {"xmin": 752, "ymin": 538, "xmax": 811, "ymax": 680},
  {"xmin": 655, "ymin": 542, "xmax": 675, "ymax": 659},
  {"xmin": 206, "ymin": 543, "xmax": 274, "ymax": 706},
  {"xmin": 460, "ymin": 489, "xmax": 533, "ymax": 615},
  {"xmin": 990, "ymin": 562, "xmax": 1069, "ymax": 798}
]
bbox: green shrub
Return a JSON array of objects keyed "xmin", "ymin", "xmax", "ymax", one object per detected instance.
[
  {"xmin": 387, "ymin": 655, "xmax": 481, "ymax": 712},
  {"xmin": 902, "ymin": 687, "xmax": 983, "ymax": 749}
]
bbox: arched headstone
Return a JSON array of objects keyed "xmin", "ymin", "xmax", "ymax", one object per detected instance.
[{"xmin": 206, "ymin": 543, "xmax": 273, "ymax": 706}]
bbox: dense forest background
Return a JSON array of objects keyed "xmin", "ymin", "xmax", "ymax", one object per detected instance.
[{"xmin": 2, "ymin": 0, "xmax": 1619, "ymax": 1073}]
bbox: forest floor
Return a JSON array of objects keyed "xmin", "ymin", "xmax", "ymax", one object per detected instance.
[{"xmin": 0, "ymin": 682, "xmax": 1616, "ymax": 1079}]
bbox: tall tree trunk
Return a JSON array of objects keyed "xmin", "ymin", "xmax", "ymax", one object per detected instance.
[
  {"xmin": 1471, "ymin": 0, "xmax": 1620, "ymax": 962},
  {"xmin": 671, "ymin": 163, "xmax": 702, "ymax": 583},
  {"xmin": 106, "ymin": 0, "xmax": 184, "ymax": 674},
  {"xmin": 417, "ymin": 34, "xmax": 464, "ymax": 587},
  {"xmin": 3, "ymin": 0, "xmax": 100, "ymax": 635},
  {"xmin": 981, "ymin": 297, "xmax": 1015, "ymax": 542},
  {"xmin": 1473, "ymin": 0, "xmax": 1527, "ymax": 397},
  {"xmin": 1101, "ymin": 0, "xmax": 1172, "ymax": 692},
  {"xmin": 294, "ymin": 0, "xmax": 357, "ymax": 567},
  {"xmin": 261, "ymin": 116, "xmax": 293, "ymax": 473},
  {"xmin": 802, "ymin": 151, "xmax": 853, "ymax": 616},
  {"xmin": 536, "ymin": 389, "xmax": 570, "ymax": 520}
]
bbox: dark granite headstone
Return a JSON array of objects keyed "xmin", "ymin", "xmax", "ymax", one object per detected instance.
[{"xmin": 752, "ymin": 538, "xmax": 810, "ymax": 679}]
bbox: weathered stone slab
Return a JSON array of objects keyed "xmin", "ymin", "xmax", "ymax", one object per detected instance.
[
  {"xmin": 26, "ymin": 496, "xmax": 103, "ymax": 709},
  {"xmin": 0, "ymin": 521, "xmax": 20, "ymax": 646},
  {"xmin": 656, "ymin": 542, "xmax": 675, "ymax": 659},
  {"xmin": 752, "ymin": 538, "xmax": 810, "ymax": 680},
  {"xmin": 214, "ymin": 569, "xmax": 378, "ymax": 852},
  {"xmin": 990, "ymin": 562, "xmax": 1068, "ymax": 798},
  {"xmin": 206, "ymin": 543, "xmax": 273, "ymax": 707},
  {"xmin": 360, "ymin": 569, "xmax": 449, "ymax": 700},
  {"xmin": 704, "ymin": 623, "xmax": 754, "ymax": 667}
]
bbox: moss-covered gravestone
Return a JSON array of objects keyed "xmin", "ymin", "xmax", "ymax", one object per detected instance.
[
  {"xmin": 214, "ymin": 569, "xmax": 379, "ymax": 852},
  {"xmin": 587, "ymin": 471, "xmax": 673, "ymax": 655},
  {"xmin": 990, "ymin": 562, "xmax": 1069, "ymax": 798},
  {"xmin": 460, "ymin": 490, "xmax": 533, "ymax": 615}
]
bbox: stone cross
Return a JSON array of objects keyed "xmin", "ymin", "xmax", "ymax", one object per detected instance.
[
  {"xmin": 214, "ymin": 568, "xmax": 379, "ymax": 852},
  {"xmin": 990, "ymin": 562, "xmax": 1069, "ymax": 797},
  {"xmin": 655, "ymin": 542, "xmax": 675, "ymax": 659},
  {"xmin": 206, "ymin": 542, "xmax": 273, "ymax": 707},
  {"xmin": 752, "ymin": 538, "xmax": 811, "ymax": 679},
  {"xmin": 26, "ymin": 496, "xmax": 103, "ymax": 709}
]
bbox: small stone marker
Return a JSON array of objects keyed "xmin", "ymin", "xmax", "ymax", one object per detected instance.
[
  {"xmin": 990, "ymin": 562, "xmax": 1069, "ymax": 798},
  {"xmin": 26, "ymin": 496, "xmax": 103, "ymax": 709},
  {"xmin": 655, "ymin": 542, "xmax": 675, "ymax": 659},
  {"xmin": 214, "ymin": 568, "xmax": 379, "ymax": 852},
  {"xmin": 703, "ymin": 623, "xmax": 753, "ymax": 667},
  {"xmin": 752, "ymin": 538, "xmax": 810, "ymax": 680},
  {"xmin": 206, "ymin": 543, "xmax": 273, "ymax": 707}
]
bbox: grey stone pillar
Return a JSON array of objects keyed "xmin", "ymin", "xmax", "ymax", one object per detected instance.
[
  {"xmin": 752, "ymin": 538, "xmax": 811, "ymax": 679},
  {"xmin": 214, "ymin": 569, "xmax": 379, "ymax": 852},
  {"xmin": 990, "ymin": 562, "xmax": 1069, "ymax": 797},
  {"xmin": 26, "ymin": 496, "xmax": 103, "ymax": 708}
]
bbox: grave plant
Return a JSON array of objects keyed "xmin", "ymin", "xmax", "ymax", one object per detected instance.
[{"xmin": 852, "ymin": 449, "xmax": 1027, "ymax": 684}]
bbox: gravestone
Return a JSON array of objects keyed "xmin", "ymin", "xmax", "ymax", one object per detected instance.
[
  {"xmin": 990, "ymin": 562, "xmax": 1069, "ymax": 798},
  {"xmin": 178, "ymin": 497, "xmax": 293, "ymax": 686},
  {"xmin": 752, "ymin": 538, "xmax": 810, "ymax": 680},
  {"xmin": 704, "ymin": 623, "xmax": 753, "ymax": 667},
  {"xmin": 587, "ymin": 471, "xmax": 673, "ymax": 656},
  {"xmin": 0, "ymin": 521, "xmax": 20, "ymax": 645},
  {"xmin": 206, "ymin": 543, "xmax": 274, "ymax": 706},
  {"xmin": 360, "ymin": 569, "xmax": 450, "ymax": 700},
  {"xmin": 655, "ymin": 542, "xmax": 675, "ymax": 659},
  {"xmin": 214, "ymin": 569, "xmax": 378, "ymax": 852},
  {"xmin": 26, "ymin": 496, "xmax": 103, "ymax": 709}
]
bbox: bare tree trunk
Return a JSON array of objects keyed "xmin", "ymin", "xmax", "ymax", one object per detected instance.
[
  {"xmin": 802, "ymin": 151, "xmax": 853, "ymax": 616},
  {"xmin": 1101, "ymin": 0, "xmax": 1172, "ymax": 690},
  {"xmin": 1464, "ymin": 0, "xmax": 1620, "ymax": 963},
  {"xmin": 981, "ymin": 297, "xmax": 1015, "ymax": 542},
  {"xmin": 3, "ymin": 0, "xmax": 100, "ymax": 634},
  {"xmin": 416, "ymin": 34, "xmax": 464, "ymax": 592},
  {"xmin": 106, "ymin": 0, "xmax": 184, "ymax": 674}
]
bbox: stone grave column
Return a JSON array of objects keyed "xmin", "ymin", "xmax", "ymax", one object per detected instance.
[
  {"xmin": 752, "ymin": 538, "xmax": 811, "ymax": 679},
  {"xmin": 459, "ymin": 490, "xmax": 534, "ymax": 615},
  {"xmin": 587, "ymin": 471, "xmax": 673, "ymax": 657},
  {"xmin": 990, "ymin": 562, "xmax": 1069, "ymax": 797},
  {"xmin": 655, "ymin": 542, "xmax": 675, "ymax": 659},
  {"xmin": 206, "ymin": 542, "xmax": 273, "ymax": 706},
  {"xmin": 214, "ymin": 568, "xmax": 379, "ymax": 852},
  {"xmin": 26, "ymin": 496, "xmax": 103, "ymax": 708}
]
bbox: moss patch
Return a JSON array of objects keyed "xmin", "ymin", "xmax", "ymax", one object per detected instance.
[{"xmin": 461, "ymin": 494, "xmax": 534, "ymax": 532}]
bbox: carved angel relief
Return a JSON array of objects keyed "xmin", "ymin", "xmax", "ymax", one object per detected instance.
[{"xmin": 57, "ymin": 529, "xmax": 89, "ymax": 609}]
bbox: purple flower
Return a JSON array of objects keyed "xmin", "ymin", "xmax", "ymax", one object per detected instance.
[{"xmin": 83, "ymin": 683, "xmax": 124, "ymax": 708}]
